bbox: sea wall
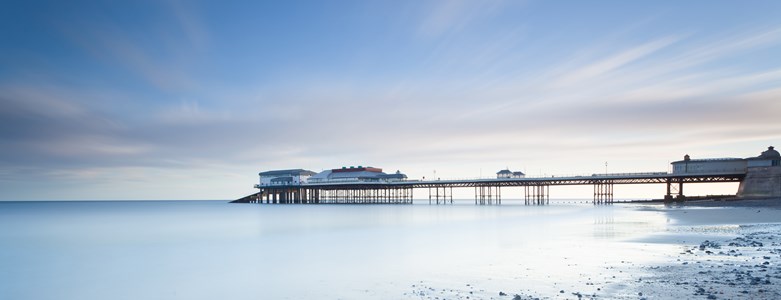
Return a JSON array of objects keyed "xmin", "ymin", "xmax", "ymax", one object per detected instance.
[{"xmin": 738, "ymin": 166, "xmax": 781, "ymax": 198}]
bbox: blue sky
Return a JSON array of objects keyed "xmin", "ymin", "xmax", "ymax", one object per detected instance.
[{"xmin": 1, "ymin": 0, "xmax": 781, "ymax": 200}]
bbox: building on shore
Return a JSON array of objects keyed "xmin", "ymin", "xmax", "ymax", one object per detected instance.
[
  {"xmin": 670, "ymin": 155, "xmax": 746, "ymax": 174},
  {"xmin": 747, "ymin": 146, "xmax": 781, "ymax": 167},
  {"xmin": 668, "ymin": 146, "xmax": 780, "ymax": 198},
  {"xmin": 739, "ymin": 146, "xmax": 781, "ymax": 198},
  {"xmin": 671, "ymin": 146, "xmax": 781, "ymax": 175}
]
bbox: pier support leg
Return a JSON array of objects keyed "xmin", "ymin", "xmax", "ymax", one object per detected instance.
[
  {"xmin": 678, "ymin": 181, "xmax": 685, "ymax": 200},
  {"xmin": 664, "ymin": 178, "xmax": 685, "ymax": 201},
  {"xmin": 666, "ymin": 179, "xmax": 672, "ymax": 201},
  {"xmin": 524, "ymin": 185, "xmax": 549, "ymax": 205},
  {"xmin": 593, "ymin": 182, "xmax": 614, "ymax": 204}
]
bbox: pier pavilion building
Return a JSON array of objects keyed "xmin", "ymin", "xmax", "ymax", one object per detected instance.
[
  {"xmin": 305, "ymin": 166, "xmax": 408, "ymax": 184},
  {"xmin": 497, "ymin": 169, "xmax": 512, "ymax": 178},
  {"xmin": 497, "ymin": 169, "xmax": 525, "ymax": 179},
  {"xmin": 259, "ymin": 169, "xmax": 316, "ymax": 186},
  {"xmin": 250, "ymin": 166, "xmax": 411, "ymax": 204}
]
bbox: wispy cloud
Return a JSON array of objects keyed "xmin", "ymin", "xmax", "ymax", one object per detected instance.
[
  {"xmin": 553, "ymin": 36, "xmax": 681, "ymax": 87},
  {"xmin": 0, "ymin": 83, "xmax": 153, "ymax": 167},
  {"xmin": 168, "ymin": 0, "xmax": 210, "ymax": 50},
  {"xmin": 2, "ymin": 1, "xmax": 781, "ymax": 199},
  {"xmin": 156, "ymin": 101, "xmax": 232, "ymax": 125},
  {"xmin": 597, "ymin": 27, "xmax": 781, "ymax": 92},
  {"xmin": 56, "ymin": 2, "xmax": 210, "ymax": 93},
  {"xmin": 418, "ymin": 0, "xmax": 511, "ymax": 37}
]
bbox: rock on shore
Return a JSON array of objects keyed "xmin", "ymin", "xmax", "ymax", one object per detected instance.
[{"xmin": 620, "ymin": 224, "xmax": 781, "ymax": 299}]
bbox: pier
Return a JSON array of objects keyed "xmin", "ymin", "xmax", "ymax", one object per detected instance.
[
  {"xmin": 234, "ymin": 146, "xmax": 779, "ymax": 205},
  {"xmin": 237, "ymin": 171, "xmax": 745, "ymax": 205}
]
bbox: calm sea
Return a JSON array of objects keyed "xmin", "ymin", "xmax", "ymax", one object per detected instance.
[{"xmin": 0, "ymin": 200, "xmax": 678, "ymax": 299}]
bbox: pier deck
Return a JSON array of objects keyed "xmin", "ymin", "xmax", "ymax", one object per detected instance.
[{"xmin": 238, "ymin": 172, "xmax": 744, "ymax": 205}]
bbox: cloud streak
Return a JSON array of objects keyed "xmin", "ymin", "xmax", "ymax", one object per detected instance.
[
  {"xmin": 553, "ymin": 36, "xmax": 681, "ymax": 87},
  {"xmin": 417, "ymin": 0, "xmax": 510, "ymax": 37},
  {"xmin": 1, "ymin": 1, "xmax": 780, "ymax": 199}
]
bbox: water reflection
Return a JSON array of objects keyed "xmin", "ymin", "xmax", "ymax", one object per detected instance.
[{"xmin": 0, "ymin": 201, "xmax": 675, "ymax": 299}]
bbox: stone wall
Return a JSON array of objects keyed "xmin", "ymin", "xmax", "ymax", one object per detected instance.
[{"xmin": 738, "ymin": 166, "xmax": 781, "ymax": 198}]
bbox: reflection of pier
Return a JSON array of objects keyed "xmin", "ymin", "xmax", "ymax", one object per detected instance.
[{"xmin": 240, "ymin": 172, "xmax": 744, "ymax": 205}]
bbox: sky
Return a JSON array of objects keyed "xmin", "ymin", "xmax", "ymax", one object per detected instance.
[{"xmin": 1, "ymin": 0, "xmax": 780, "ymax": 200}]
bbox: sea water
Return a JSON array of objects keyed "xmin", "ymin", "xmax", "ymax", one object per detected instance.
[{"xmin": 0, "ymin": 200, "xmax": 677, "ymax": 299}]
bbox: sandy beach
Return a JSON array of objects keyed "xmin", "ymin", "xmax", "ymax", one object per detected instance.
[
  {"xmin": 550, "ymin": 199, "xmax": 781, "ymax": 300},
  {"xmin": 615, "ymin": 199, "xmax": 781, "ymax": 299},
  {"xmin": 403, "ymin": 199, "xmax": 781, "ymax": 300}
]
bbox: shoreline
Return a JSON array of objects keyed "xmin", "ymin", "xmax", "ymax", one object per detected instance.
[
  {"xmin": 404, "ymin": 199, "xmax": 781, "ymax": 299},
  {"xmin": 629, "ymin": 196, "xmax": 781, "ymax": 206},
  {"xmin": 595, "ymin": 199, "xmax": 781, "ymax": 299},
  {"xmin": 620, "ymin": 224, "xmax": 781, "ymax": 299}
]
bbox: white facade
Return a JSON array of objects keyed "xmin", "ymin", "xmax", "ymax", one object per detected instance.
[
  {"xmin": 258, "ymin": 169, "xmax": 316, "ymax": 186},
  {"xmin": 497, "ymin": 169, "xmax": 524, "ymax": 179},
  {"xmin": 496, "ymin": 169, "xmax": 512, "ymax": 179},
  {"xmin": 308, "ymin": 167, "xmax": 408, "ymax": 183}
]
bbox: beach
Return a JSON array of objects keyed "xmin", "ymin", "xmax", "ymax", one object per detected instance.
[
  {"xmin": 527, "ymin": 199, "xmax": 781, "ymax": 300},
  {"xmin": 618, "ymin": 199, "xmax": 781, "ymax": 300},
  {"xmin": 401, "ymin": 199, "xmax": 781, "ymax": 300}
]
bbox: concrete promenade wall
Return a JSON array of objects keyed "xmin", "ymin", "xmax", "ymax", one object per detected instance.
[{"xmin": 738, "ymin": 166, "xmax": 781, "ymax": 198}]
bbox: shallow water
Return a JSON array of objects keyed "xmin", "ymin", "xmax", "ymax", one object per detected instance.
[{"xmin": 0, "ymin": 200, "xmax": 678, "ymax": 299}]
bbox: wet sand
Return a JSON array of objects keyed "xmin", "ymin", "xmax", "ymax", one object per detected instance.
[
  {"xmin": 406, "ymin": 199, "xmax": 781, "ymax": 299},
  {"xmin": 616, "ymin": 198, "xmax": 781, "ymax": 299}
]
